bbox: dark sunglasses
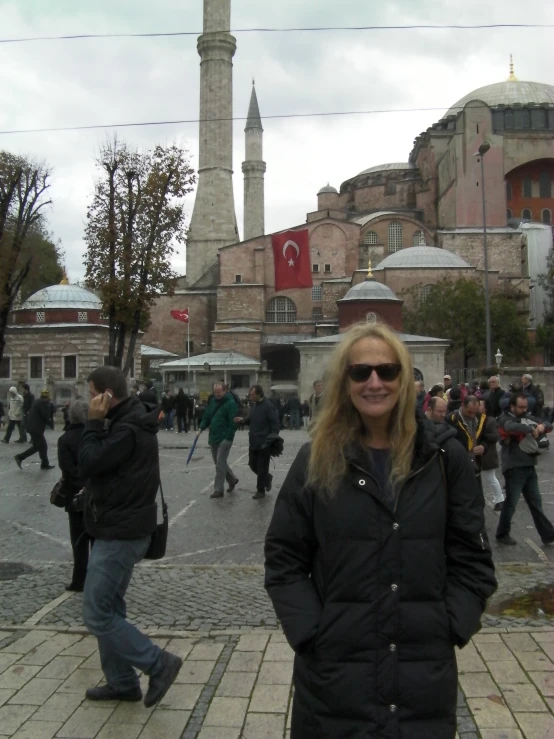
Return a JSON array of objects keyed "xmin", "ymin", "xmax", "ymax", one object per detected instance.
[{"xmin": 347, "ymin": 363, "xmax": 402, "ymax": 383}]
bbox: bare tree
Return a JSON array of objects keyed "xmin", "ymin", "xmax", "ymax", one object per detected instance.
[
  {"xmin": 0, "ymin": 152, "xmax": 52, "ymax": 361},
  {"xmin": 84, "ymin": 138, "xmax": 195, "ymax": 375}
]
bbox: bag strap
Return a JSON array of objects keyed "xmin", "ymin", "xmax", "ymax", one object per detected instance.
[{"xmin": 438, "ymin": 449, "xmax": 448, "ymax": 496}]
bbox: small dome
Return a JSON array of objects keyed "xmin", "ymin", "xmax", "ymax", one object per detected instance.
[
  {"xmin": 375, "ymin": 246, "xmax": 471, "ymax": 270},
  {"xmin": 318, "ymin": 184, "xmax": 338, "ymax": 194},
  {"xmin": 443, "ymin": 80, "xmax": 554, "ymax": 119},
  {"xmin": 339, "ymin": 279, "xmax": 402, "ymax": 303},
  {"xmin": 356, "ymin": 163, "xmax": 412, "ymax": 177},
  {"xmin": 22, "ymin": 284, "xmax": 102, "ymax": 311}
]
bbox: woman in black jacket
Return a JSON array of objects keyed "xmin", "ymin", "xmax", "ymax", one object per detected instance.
[
  {"xmin": 265, "ymin": 323, "xmax": 497, "ymax": 739},
  {"xmin": 57, "ymin": 399, "xmax": 93, "ymax": 592}
]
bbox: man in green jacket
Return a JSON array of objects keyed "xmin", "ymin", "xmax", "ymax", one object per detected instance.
[{"xmin": 197, "ymin": 382, "xmax": 239, "ymax": 499}]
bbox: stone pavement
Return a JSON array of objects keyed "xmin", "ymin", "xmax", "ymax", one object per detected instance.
[{"xmin": 1, "ymin": 624, "xmax": 554, "ymax": 739}]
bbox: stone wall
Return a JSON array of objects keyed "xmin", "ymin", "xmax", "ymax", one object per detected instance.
[
  {"xmin": 211, "ymin": 330, "xmax": 262, "ymax": 358},
  {"xmin": 439, "ymin": 231, "xmax": 523, "ymax": 277},
  {"xmin": 499, "ymin": 367, "xmax": 554, "ymax": 407},
  {"xmin": 143, "ymin": 291, "xmax": 216, "ymax": 356},
  {"xmin": 322, "ymin": 282, "xmax": 350, "ymax": 319}
]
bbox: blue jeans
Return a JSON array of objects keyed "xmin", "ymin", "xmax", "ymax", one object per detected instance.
[
  {"xmin": 497, "ymin": 466, "xmax": 554, "ymax": 543},
  {"xmin": 83, "ymin": 537, "xmax": 162, "ymax": 690},
  {"xmin": 289, "ymin": 409, "xmax": 301, "ymax": 429},
  {"xmin": 165, "ymin": 410, "xmax": 173, "ymax": 430}
]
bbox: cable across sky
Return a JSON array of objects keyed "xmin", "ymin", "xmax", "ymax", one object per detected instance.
[{"xmin": 0, "ymin": 23, "xmax": 552, "ymax": 44}]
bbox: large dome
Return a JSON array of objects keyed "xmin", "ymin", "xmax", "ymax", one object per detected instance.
[
  {"xmin": 375, "ymin": 246, "xmax": 470, "ymax": 270},
  {"xmin": 356, "ymin": 162, "xmax": 412, "ymax": 177},
  {"xmin": 22, "ymin": 284, "xmax": 102, "ymax": 311},
  {"xmin": 339, "ymin": 279, "xmax": 402, "ymax": 303},
  {"xmin": 444, "ymin": 80, "xmax": 554, "ymax": 119}
]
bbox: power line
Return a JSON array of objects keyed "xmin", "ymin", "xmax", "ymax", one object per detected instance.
[
  {"xmin": 0, "ymin": 23, "xmax": 552, "ymax": 44},
  {"xmin": 0, "ymin": 104, "xmax": 514, "ymax": 136}
]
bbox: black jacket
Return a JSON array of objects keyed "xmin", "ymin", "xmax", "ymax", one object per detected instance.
[
  {"xmin": 23, "ymin": 392, "xmax": 35, "ymax": 416},
  {"xmin": 25, "ymin": 397, "xmax": 52, "ymax": 435},
  {"xmin": 138, "ymin": 388, "xmax": 158, "ymax": 405},
  {"xmin": 265, "ymin": 419, "xmax": 496, "ymax": 739},
  {"xmin": 161, "ymin": 393, "xmax": 174, "ymax": 413},
  {"xmin": 485, "ymin": 386, "xmax": 504, "ymax": 418},
  {"xmin": 286, "ymin": 396, "xmax": 302, "ymax": 413},
  {"xmin": 174, "ymin": 391, "xmax": 189, "ymax": 416},
  {"xmin": 57, "ymin": 423, "xmax": 85, "ymax": 510},
  {"xmin": 481, "ymin": 415, "xmax": 500, "ymax": 471},
  {"xmin": 244, "ymin": 397, "xmax": 280, "ymax": 450},
  {"xmin": 79, "ymin": 396, "xmax": 160, "ymax": 541},
  {"xmin": 446, "ymin": 409, "xmax": 488, "ymax": 472}
]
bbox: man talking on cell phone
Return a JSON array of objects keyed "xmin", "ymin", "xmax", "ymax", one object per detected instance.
[{"xmin": 79, "ymin": 366, "xmax": 182, "ymax": 707}]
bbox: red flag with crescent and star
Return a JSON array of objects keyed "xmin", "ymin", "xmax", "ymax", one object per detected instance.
[
  {"xmin": 271, "ymin": 229, "xmax": 312, "ymax": 292},
  {"xmin": 170, "ymin": 308, "xmax": 189, "ymax": 323}
]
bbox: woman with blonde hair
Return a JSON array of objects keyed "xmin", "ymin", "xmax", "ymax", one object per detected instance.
[{"xmin": 265, "ymin": 322, "xmax": 496, "ymax": 739}]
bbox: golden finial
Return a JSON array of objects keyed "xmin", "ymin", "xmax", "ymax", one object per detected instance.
[
  {"xmin": 367, "ymin": 259, "xmax": 373, "ymax": 279},
  {"xmin": 60, "ymin": 269, "xmax": 69, "ymax": 285},
  {"xmin": 508, "ymin": 54, "xmax": 518, "ymax": 82}
]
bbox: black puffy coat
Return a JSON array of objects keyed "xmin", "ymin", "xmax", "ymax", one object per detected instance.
[
  {"xmin": 57, "ymin": 423, "xmax": 85, "ymax": 510},
  {"xmin": 265, "ymin": 419, "xmax": 497, "ymax": 739},
  {"xmin": 26, "ymin": 397, "xmax": 52, "ymax": 435}
]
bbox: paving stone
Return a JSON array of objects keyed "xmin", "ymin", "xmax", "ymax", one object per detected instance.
[
  {"xmin": 17, "ymin": 641, "xmax": 67, "ymax": 666},
  {"xmin": 204, "ymin": 696, "xmax": 249, "ymax": 728},
  {"xmin": 269, "ymin": 633, "xmax": 288, "ymax": 643},
  {"xmin": 459, "ymin": 672, "xmax": 499, "ymax": 698},
  {"xmin": 197, "ymin": 728, "xmax": 240, "ymax": 739},
  {"xmin": 479, "ymin": 731, "xmax": 523, "ymax": 739},
  {"xmin": 57, "ymin": 667, "xmax": 104, "ymax": 693},
  {"xmin": 138, "ymin": 709, "xmax": 191, "ymax": 738},
  {"xmin": 0, "ymin": 704, "xmax": 38, "ymax": 735},
  {"xmin": 49, "ymin": 633, "xmax": 82, "ymax": 649},
  {"xmin": 488, "ymin": 661, "xmax": 530, "ymax": 685},
  {"xmin": 475, "ymin": 644, "xmax": 517, "ymax": 662},
  {"xmin": 236, "ymin": 634, "xmax": 270, "ymax": 652},
  {"xmin": 249, "ymin": 684, "xmax": 290, "ymax": 713},
  {"xmin": 57, "ymin": 705, "xmax": 114, "ymax": 738},
  {"xmin": 175, "ymin": 660, "xmax": 215, "ymax": 684},
  {"xmin": 501, "ymin": 634, "xmax": 540, "ymax": 652},
  {"xmin": 242, "ymin": 711, "xmax": 286, "ymax": 738},
  {"xmin": 0, "ymin": 664, "xmax": 41, "ymax": 690},
  {"xmin": 80, "ymin": 651, "xmax": 102, "ymax": 670},
  {"xmin": 215, "ymin": 671, "xmax": 257, "ymax": 698},
  {"xmin": 263, "ymin": 643, "xmax": 294, "ymax": 662},
  {"xmin": 188, "ymin": 644, "xmax": 224, "ymax": 661},
  {"xmin": 456, "ymin": 647, "xmax": 488, "ymax": 673},
  {"xmin": 32, "ymin": 691, "xmax": 83, "ymax": 723},
  {"xmin": 8, "ymin": 677, "xmax": 63, "ymax": 705},
  {"xmin": 36, "ymin": 655, "xmax": 84, "ymax": 679},
  {"xmin": 96, "ymin": 723, "xmax": 143, "ymax": 739},
  {"xmin": 165, "ymin": 638, "xmax": 194, "ymax": 660},
  {"xmin": 159, "ymin": 682, "xmax": 203, "ymax": 710},
  {"xmin": 10, "ymin": 721, "xmax": 62, "ymax": 739},
  {"xmin": 0, "ymin": 651, "xmax": 20, "ymax": 675},
  {"xmin": 514, "ymin": 712, "xmax": 554, "ymax": 738},
  {"xmin": 106, "ymin": 700, "xmax": 155, "ymax": 725},
  {"xmin": 60, "ymin": 637, "xmax": 98, "ymax": 658},
  {"xmin": 500, "ymin": 684, "xmax": 548, "ymax": 712},
  {"xmin": 227, "ymin": 650, "xmax": 263, "ymax": 673},
  {"xmin": 473, "ymin": 635, "xmax": 504, "ymax": 645},
  {"xmin": 0, "ymin": 688, "xmax": 15, "ymax": 708},
  {"xmin": 514, "ymin": 651, "xmax": 554, "ymax": 672},
  {"xmin": 257, "ymin": 660, "xmax": 293, "ymax": 686},
  {"xmin": 532, "ymin": 632, "xmax": 554, "ymax": 644},
  {"xmin": 528, "ymin": 671, "xmax": 554, "ymax": 697},
  {"xmin": 1, "ymin": 631, "xmax": 49, "ymax": 655},
  {"xmin": 467, "ymin": 697, "xmax": 517, "ymax": 729}
]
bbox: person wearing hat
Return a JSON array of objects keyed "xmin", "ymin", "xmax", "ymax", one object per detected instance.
[
  {"xmin": 14, "ymin": 389, "xmax": 55, "ymax": 470},
  {"xmin": 1, "ymin": 387, "xmax": 25, "ymax": 444}
]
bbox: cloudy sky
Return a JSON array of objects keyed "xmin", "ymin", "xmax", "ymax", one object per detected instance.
[{"xmin": 1, "ymin": 0, "xmax": 553, "ymax": 279}]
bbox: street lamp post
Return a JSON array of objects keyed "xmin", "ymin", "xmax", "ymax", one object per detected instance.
[
  {"xmin": 475, "ymin": 142, "xmax": 492, "ymax": 367},
  {"xmin": 495, "ymin": 348, "xmax": 503, "ymax": 369}
]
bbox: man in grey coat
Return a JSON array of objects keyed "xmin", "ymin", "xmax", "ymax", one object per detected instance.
[{"xmin": 1, "ymin": 387, "xmax": 25, "ymax": 444}]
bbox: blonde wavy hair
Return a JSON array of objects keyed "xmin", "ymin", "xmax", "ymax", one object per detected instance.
[{"xmin": 307, "ymin": 322, "xmax": 417, "ymax": 497}]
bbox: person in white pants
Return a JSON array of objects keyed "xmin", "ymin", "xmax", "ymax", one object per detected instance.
[{"xmin": 479, "ymin": 400, "xmax": 505, "ymax": 511}]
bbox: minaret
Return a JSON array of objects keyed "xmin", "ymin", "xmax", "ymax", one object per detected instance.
[
  {"xmin": 187, "ymin": 0, "xmax": 238, "ymax": 285},
  {"xmin": 242, "ymin": 81, "xmax": 266, "ymax": 241}
]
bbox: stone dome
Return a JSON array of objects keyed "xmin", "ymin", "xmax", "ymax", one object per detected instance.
[
  {"xmin": 339, "ymin": 279, "xmax": 402, "ymax": 303},
  {"xmin": 356, "ymin": 163, "xmax": 412, "ymax": 177},
  {"xmin": 22, "ymin": 284, "xmax": 102, "ymax": 311},
  {"xmin": 444, "ymin": 80, "xmax": 554, "ymax": 119},
  {"xmin": 318, "ymin": 184, "xmax": 338, "ymax": 194},
  {"xmin": 375, "ymin": 246, "xmax": 471, "ymax": 270}
]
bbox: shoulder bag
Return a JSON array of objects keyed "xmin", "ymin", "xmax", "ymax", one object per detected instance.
[
  {"xmin": 49, "ymin": 479, "xmax": 67, "ymax": 508},
  {"xmin": 144, "ymin": 481, "xmax": 168, "ymax": 560}
]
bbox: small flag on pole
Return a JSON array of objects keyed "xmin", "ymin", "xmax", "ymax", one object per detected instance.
[{"xmin": 170, "ymin": 309, "xmax": 189, "ymax": 323}]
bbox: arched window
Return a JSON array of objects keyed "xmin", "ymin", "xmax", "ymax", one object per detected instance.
[
  {"xmin": 420, "ymin": 284, "xmax": 434, "ymax": 303},
  {"xmin": 266, "ymin": 296, "xmax": 297, "ymax": 323},
  {"xmin": 507, "ymin": 208, "xmax": 513, "ymax": 220},
  {"xmin": 364, "ymin": 231, "xmax": 378, "ymax": 245},
  {"xmin": 522, "ymin": 208, "xmax": 532, "ymax": 220},
  {"xmin": 388, "ymin": 222, "xmax": 403, "ymax": 253},
  {"xmin": 366, "ymin": 312, "xmax": 377, "ymax": 323},
  {"xmin": 540, "ymin": 172, "xmax": 551, "ymax": 198},
  {"xmin": 412, "ymin": 230, "xmax": 426, "ymax": 246},
  {"xmin": 542, "ymin": 209, "xmax": 552, "ymax": 226}
]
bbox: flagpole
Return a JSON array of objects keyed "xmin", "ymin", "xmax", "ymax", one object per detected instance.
[{"xmin": 187, "ymin": 311, "xmax": 190, "ymax": 397}]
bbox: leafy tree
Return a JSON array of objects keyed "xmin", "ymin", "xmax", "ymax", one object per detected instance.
[
  {"xmin": 402, "ymin": 278, "xmax": 530, "ymax": 368},
  {"xmin": 17, "ymin": 222, "xmax": 64, "ymax": 301},
  {"xmin": 84, "ymin": 137, "xmax": 196, "ymax": 375},
  {"xmin": 0, "ymin": 151, "xmax": 52, "ymax": 361},
  {"xmin": 536, "ymin": 242, "xmax": 554, "ymax": 364}
]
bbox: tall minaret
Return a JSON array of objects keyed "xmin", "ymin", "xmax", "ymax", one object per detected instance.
[
  {"xmin": 242, "ymin": 82, "xmax": 266, "ymax": 241},
  {"xmin": 187, "ymin": 0, "xmax": 238, "ymax": 285}
]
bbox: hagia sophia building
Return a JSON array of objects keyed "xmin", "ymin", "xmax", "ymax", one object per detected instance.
[{"xmin": 2, "ymin": 0, "xmax": 553, "ymax": 401}]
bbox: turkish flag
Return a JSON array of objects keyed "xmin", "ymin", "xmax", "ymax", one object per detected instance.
[
  {"xmin": 272, "ymin": 229, "xmax": 312, "ymax": 292},
  {"xmin": 170, "ymin": 309, "xmax": 189, "ymax": 323}
]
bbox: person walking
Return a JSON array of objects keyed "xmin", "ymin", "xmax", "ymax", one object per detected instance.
[
  {"xmin": 138, "ymin": 380, "xmax": 158, "ymax": 405},
  {"xmin": 287, "ymin": 393, "xmax": 302, "ymax": 430},
  {"xmin": 308, "ymin": 380, "xmax": 324, "ymax": 426},
  {"xmin": 425, "ymin": 396, "xmax": 447, "ymax": 423},
  {"xmin": 415, "ymin": 380, "xmax": 426, "ymax": 411},
  {"xmin": 234, "ymin": 385, "xmax": 280, "ymax": 499},
  {"xmin": 174, "ymin": 388, "xmax": 189, "ymax": 433},
  {"xmin": 446, "ymin": 396, "xmax": 488, "ymax": 496},
  {"xmin": 18, "ymin": 383, "xmax": 35, "ymax": 444},
  {"xmin": 496, "ymin": 392, "xmax": 554, "ymax": 547},
  {"xmin": 0, "ymin": 400, "xmax": 4, "ymax": 429},
  {"xmin": 161, "ymin": 390, "xmax": 174, "ymax": 431},
  {"xmin": 485, "ymin": 376, "xmax": 504, "ymax": 418},
  {"xmin": 521, "ymin": 374, "xmax": 544, "ymax": 418},
  {"xmin": 14, "ymin": 389, "xmax": 55, "ymax": 470},
  {"xmin": 57, "ymin": 399, "xmax": 93, "ymax": 592},
  {"xmin": 301, "ymin": 399, "xmax": 309, "ymax": 429},
  {"xmin": 80, "ymin": 366, "xmax": 182, "ymax": 706},
  {"xmin": 478, "ymin": 399, "xmax": 504, "ymax": 512},
  {"xmin": 197, "ymin": 382, "xmax": 239, "ymax": 499},
  {"xmin": 264, "ymin": 322, "xmax": 496, "ymax": 738},
  {"xmin": 2, "ymin": 386, "xmax": 25, "ymax": 444}
]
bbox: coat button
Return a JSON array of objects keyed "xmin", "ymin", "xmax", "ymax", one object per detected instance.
[
  {"xmin": 391, "ymin": 584, "xmax": 398, "ymax": 592},
  {"xmin": 392, "ymin": 523, "xmax": 399, "ymax": 530},
  {"xmin": 390, "ymin": 704, "xmax": 397, "ymax": 713},
  {"xmin": 389, "ymin": 643, "xmax": 396, "ymax": 652},
  {"xmin": 359, "ymin": 479, "xmax": 366, "ymax": 486}
]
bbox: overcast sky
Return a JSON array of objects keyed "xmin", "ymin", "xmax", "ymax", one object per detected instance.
[{"xmin": 1, "ymin": 0, "xmax": 553, "ymax": 279}]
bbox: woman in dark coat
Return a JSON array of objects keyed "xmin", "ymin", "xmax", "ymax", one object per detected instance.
[
  {"xmin": 57, "ymin": 399, "xmax": 93, "ymax": 592},
  {"xmin": 174, "ymin": 388, "xmax": 189, "ymax": 433},
  {"xmin": 265, "ymin": 323, "xmax": 497, "ymax": 739}
]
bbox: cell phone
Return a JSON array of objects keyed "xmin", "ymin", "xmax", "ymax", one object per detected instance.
[{"xmin": 106, "ymin": 392, "xmax": 113, "ymax": 401}]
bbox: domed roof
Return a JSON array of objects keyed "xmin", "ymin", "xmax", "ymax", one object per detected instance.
[
  {"xmin": 22, "ymin": 284, "xmax": 102, "ymax": 311},
  {"xmin": 356, "ymin": 163, "xmax": 412, "ymax": 177},
  {"xmin": 318, "ymin": 183, "xmax": 338, "ymax": 194},
  {"xmin": 375, "ymin": 246, "xmax": 471, "ymax": 270},
  {"xmin": 444, "ymin": 80, "xmax": 554, "ymax": 119},
  {"xmin": 339, "ymin": 279, "xmax": 402, "ymax": 303}
]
